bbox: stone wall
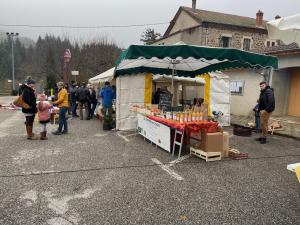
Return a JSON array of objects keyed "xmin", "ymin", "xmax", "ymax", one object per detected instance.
[
  {"xmin": 0, "ymin": 79, "xmax": 13, "ymax": 95},
  {"xmin": 155, "ymin": 23, "xmax": 268, "ymax": 52},
  {"xmin": 177, "ymin": 24, "xmax": 268, "ymax": 51}
]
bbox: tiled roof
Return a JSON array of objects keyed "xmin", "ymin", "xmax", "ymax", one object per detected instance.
[
  {"xmin": 182, "ymin": 7, "xmax": 267, "ymax": 29},
  {"xmin": 262, "ymin": 43, "xmax": 300, "ymax": 54}
]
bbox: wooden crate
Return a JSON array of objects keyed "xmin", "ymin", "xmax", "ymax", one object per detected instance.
[{"xmin": 190, "ymin": 147, "xmax": 221, "ymax": 162}]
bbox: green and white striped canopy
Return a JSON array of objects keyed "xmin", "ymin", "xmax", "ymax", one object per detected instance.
[{"xmin": 115, "ymin": 44, "xmax": 278, "ymax": 77}]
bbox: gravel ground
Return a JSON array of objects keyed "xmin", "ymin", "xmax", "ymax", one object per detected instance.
[{"xmin": 0, "ymin": 110, "xmax": 299, "ymax": 225}]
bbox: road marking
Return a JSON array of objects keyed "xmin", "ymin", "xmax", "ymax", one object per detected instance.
[
  {"xmin": 169, "ymin": 154, "xmax": 191, "ymax": 167},
  {"xmin": 151, "ymin": 158, "xmax": 184, "ymax": 181},
  {"xmin": 124, "ymin": 133, "xmax": 137, "ymax": 137},
  {"xmin": 20, "ymin": 190, "xmax": 38, "ymax": 207},
  {"xmin": 94, "ymin": 133, "xmax": 108, "ymax": 137},
  {"xmin": 117, "ymin": 133, "xmax": 130, "ymax": 142}
]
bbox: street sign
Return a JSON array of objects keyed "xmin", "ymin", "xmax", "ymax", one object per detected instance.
[
  {"xmin": 71, "ymin": 71, "xmax": 79, "ymax": 76},
  {"xmin": 64, "ymin": 49, "xmax": 71, "ymax": 63}
]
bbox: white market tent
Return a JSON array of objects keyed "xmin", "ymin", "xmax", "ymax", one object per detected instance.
[
  {"xmin": 114, "ymin": 44, "xmax": 277, "ymax": 130},
  {"xmin": 152, "ymin": 73, "xmax": 231, "ymax": 126},
  {"xmin": 89, "ymin": 68, "xmax": 115, "ymax": 85},
  {"xmin": 267, "ymin": 13, "xmax": 300, "ymax": 45},
  {"xmin": 153, "ymin": 74, "xmax": 205, "ymax": 85}
]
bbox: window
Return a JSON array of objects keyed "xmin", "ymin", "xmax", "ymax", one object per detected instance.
[
  {"xmin": 220, "ymin": 36, "xmax": 231, "ymax": 48},
  {"xmin": 230, "ymin": 81, "xmax": 245, "ymax": 95},
  {"xmin": 243, "ymin": 38, "xmax": 251, "ymax": 51},
  {"xmin": 265, "ymin": 39, "xmax": 277, "ymax": 47}
]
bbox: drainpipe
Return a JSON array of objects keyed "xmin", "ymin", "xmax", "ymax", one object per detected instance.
[
  {"xmin": 268, "ymin": 67, "xmax": 274, "ymax": 87},
  {"xmin": 192, "ymin": 0, "xmax": 197, "ymax": 10}
]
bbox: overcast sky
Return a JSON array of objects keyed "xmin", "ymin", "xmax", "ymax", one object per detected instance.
[{"xmin": 0, "ymin": 0, "xmax": 299, "ymax": 47}]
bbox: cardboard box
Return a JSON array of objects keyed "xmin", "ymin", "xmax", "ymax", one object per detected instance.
[
  {"xmin": 222, "ymin": 132, "xmax": 230, "ymax": 157},
  {"xmin": 217, "ymin": 127, "xmax": 224, "ymax": 133},
  {"xmin": 200, "ymin": 132, "xmax": 223, "ymax": 153}
]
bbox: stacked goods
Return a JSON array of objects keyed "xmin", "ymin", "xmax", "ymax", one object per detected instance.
[
  {"xmin": 200, "ymin": 103, "xmax": 208, "ymax": 121},
  {"xmin": 130, "ymin": 104, "xmax": 209, "ymax": 123}
]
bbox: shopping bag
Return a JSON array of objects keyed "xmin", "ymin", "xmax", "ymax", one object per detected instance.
[{"xmin": 13, "ymin": 95, "xmax": 30, "ymax": 109}]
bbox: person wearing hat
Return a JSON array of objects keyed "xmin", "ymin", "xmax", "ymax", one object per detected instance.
[
  {"xmin": 37, "ymin": 93, "xmax": 51, "ymax": 140},
  {"xmin": 52, "ymin": 82, "xmax": 69, "ymax": 135},
  {"xmin": 20, "ymin": 76, "xmax": 38, "ymax": 140}
]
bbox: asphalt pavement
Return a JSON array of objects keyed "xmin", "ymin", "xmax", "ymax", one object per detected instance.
[{"xmin": 0, "ymin": 109, "xmax": 299, "ymax": 225}]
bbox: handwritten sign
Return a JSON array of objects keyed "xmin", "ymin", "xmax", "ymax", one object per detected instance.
[{"xmin": 159, "ymin": 92, "xmax": 172, "ymax": 111}]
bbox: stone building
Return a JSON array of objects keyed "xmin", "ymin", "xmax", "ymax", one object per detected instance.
[
  {"xmin": 154, "ymin": 4, "xmax": 277, "ymax": 51},
  {"xmin": 152, "ymin": 1, "xmax": 290, "ymax": 117}
]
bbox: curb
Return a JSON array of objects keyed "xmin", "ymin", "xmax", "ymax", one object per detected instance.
[{"xmin": 230, "ymin": 122, "xmax": 300, "ymax": 141}]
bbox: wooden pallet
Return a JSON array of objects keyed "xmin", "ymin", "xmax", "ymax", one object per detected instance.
[{"xmin": 190, "ymin": 147, "xmax": 221, "ymax": 162}]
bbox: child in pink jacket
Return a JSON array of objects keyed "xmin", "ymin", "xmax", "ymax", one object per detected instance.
[{"xmin": 37, "ymin": 94, "xmax": 51, "ymax": 140}]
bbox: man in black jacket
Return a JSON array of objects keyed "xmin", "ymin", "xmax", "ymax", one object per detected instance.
[
  {"xmin": 76, "ymin": 83, "xmax": 91, "ymax": 120},
  {"xmin": 88, "ymin": 84, "xmax": 97, "ymax": 119},
  {"xmin": 21, "ymin": 77, "xmax": 38, "ymax": 140},
  {"xmin": 257, "ymin": 81, "xmax": 275, "ymax": 144},
  {"xmin": 70, "ymin": 81, "xmax": 79, "ymax": 118}
]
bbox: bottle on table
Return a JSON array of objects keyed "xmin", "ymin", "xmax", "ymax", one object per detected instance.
[{"xmin": 200, "ymin": 112, "xmax": 203, "ymax": 121}]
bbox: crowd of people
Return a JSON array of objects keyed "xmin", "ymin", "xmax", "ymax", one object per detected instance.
[
  {"xmin": 18, "ymin": 76, "xmax": 274, "ymax": 143},
  {"xmin": 18, "ymin": 76, "xmax": 116, "ymax": 141}
]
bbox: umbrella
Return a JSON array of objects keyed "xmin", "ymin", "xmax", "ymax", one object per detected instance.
[{"xmin": 267, "ymin": 14, "xmax": 300, "ymax": 45}]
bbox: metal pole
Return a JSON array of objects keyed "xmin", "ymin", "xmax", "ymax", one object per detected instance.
[
  {"xmin": 172, "ymin": 64, "xmax": 175, "ymax": 108},
  {"xmin": 63, "ymin": 62, "xmax": 67, "ymax": 84},
  {"xmin": 268, "ymin": 67, "xmax": 274, "ymax": 87},
  {"xmin": 11, "ymin": 37, "xmax": 15, "ymax": 90}
]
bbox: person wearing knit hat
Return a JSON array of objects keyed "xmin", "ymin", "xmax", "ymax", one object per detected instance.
[
  {"xmin": 52, "ymin": 82, "xmax": 69, "ymax": 135},
  {"xmin": 20, "ymin": 76, "xmax": 38, "ymax": 140},
  {"xmin": 37, "ymin": 94, "xmax": 51, "ymax": 140}
]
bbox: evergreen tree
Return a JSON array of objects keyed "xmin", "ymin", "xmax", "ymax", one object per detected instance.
[
  {"xmin": 43, "ymin": 48, "xmax": 58, "ymax": 89},
  {"xmin": 140, "ymin": 28, "xmax": 162, "ymax": 45}
]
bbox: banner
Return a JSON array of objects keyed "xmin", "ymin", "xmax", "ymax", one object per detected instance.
[{"xmin": 137, "ymin": 114, "xmax": 171, "ymax": 152}]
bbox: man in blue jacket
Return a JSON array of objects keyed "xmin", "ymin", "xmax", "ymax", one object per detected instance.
[
  {"xmin": 256, "ymin": 81, "xmax": 275, "ymax": 144},
  {"xmin": 100, "ymin": 81, "xmax": 115, "ymax": 130}
]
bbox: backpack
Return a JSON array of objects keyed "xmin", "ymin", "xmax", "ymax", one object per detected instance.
[{"xmin": 77, "ymin": 88, "xmax": 87, "ymax": 102}]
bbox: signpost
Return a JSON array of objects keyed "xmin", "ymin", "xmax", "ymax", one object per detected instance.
[
  {"xmin": 71, "ymin": 70, "xmax": 79, "ymax": 82},
  {"xmin": 63, "ymin": 49, "xmax": 71, "ymax": 84}
]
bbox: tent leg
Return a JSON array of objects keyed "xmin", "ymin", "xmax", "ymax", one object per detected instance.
[{"xmin": 172, "ymin": 66, "xmax": 175, "ymax": 108}]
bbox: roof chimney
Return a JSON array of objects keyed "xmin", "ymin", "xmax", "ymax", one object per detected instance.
[
  {"xmin": 256, "ymin": 10, "xmax": 264, "ymax": 27},
  {"xmin": 192, "ymin": 0, "xmax": 197, "ymax": 10},
  {"xmin": 275, "ymin": 15, "xmax": 281, "ymax": 20}
]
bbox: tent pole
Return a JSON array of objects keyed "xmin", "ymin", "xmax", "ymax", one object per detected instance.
[{"xmin": 172, "ymin": 64, "xmax": 175, "ymax": 108}]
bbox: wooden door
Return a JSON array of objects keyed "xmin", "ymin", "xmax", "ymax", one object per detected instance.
[{"xmin": 288, "ymin": 68, "xmax": 300, "ymax": 116}]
